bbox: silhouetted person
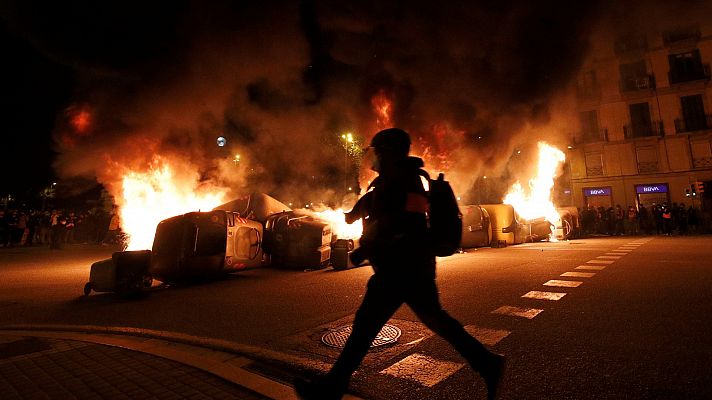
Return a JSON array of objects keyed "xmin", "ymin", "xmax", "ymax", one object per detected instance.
[{"xmin": 294, "ymin": 128, "xmax": 506, "ymax": 400}]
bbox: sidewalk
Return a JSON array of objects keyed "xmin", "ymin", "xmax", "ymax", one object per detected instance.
[{"xmin": 0, "ymin": 329, "xmax": 299, "ymax": 400}]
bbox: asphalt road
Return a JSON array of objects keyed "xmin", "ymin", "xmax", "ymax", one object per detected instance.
[{"xmin": 1, "ymin": 236, "xmax": 711, "ymax": 399}]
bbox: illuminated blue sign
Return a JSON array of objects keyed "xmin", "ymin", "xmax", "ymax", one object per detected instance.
[
  {"xmin": 635, "ymin": 183, "xmax": 668, "ymax": 194},
  {"xmin": 584, "ymin": 187, "xmax": 611, "ymax": 196}
]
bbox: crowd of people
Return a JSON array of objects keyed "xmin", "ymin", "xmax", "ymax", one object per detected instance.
[
  {"xmin": 579, "ymin": 203, "xmax": 703, "ymax": 236},
  {"xmin": 0, "ymin": 207, "xmax": 121, "ymax": 249}
]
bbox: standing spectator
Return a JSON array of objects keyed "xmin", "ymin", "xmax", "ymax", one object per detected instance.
[
  {"xmin": 64, "ymin": 212, "xmax": 77, "ymax": 244},
  {"xmin": 662, "ymin": 205, "xmax": 673, "ymax": 235},
  {"xmin": 626, "ymin": 206, "xmax": 639, "ymax": 235},
  {"xmin": 102, "ymin": 208, "xmax": 121, "ymax": 245},
  {"xmin": 0, "ymin": 210, "xmax": 7, "ymax": 247},
  {"xmin": 17, "ymin": 211, "xmax": 29, "ymax": 245},
  {"xmin": 49, "ymin": 211, "xmax": 65, "ymax": 249},
  {"xmin": 653, "ymin": 204, "xmax": 663, "ymax": 234},
  {"xmin": 638, "ymin": 205, "xmax": 649, "ymax": 235},
  {"xmin": 615, "ymin": 204, "xmax": 625, "ymax": 235},
  {"xmin": 6, "ymin": 210, "xmax": 19, "ymax": 247},
  {"xmin": 36, "ymin": 211, "xmax": 51, "ymax": 244}
]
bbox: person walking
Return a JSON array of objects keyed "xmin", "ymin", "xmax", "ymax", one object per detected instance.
[{"xmin": 294, "ymin": 128, "xmax": 506, "ymax": 400}]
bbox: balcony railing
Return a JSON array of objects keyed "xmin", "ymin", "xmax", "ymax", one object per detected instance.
[
  {"xmin": 663, "ymin": 27, "xmax": 701, "ymax": 47},
  {"xmin": 575, "ymin": 128, "xmax": 608, "ymax": 144},
  {"xmin": 624, "ymin": 121, "xmax": 664, "ymax": 139},
  {"xmin": 619, "ymin": 75, "xmax": 656, "ymax": 92},
  {"xmin": 669, "ymin": 64, "xmax": 711, "ymax": 84},
  {"xmin": 674, "ymin": 115, "xmax": 712, "ymax": 133},
  {"xmin": 577, "ymin": 84, "xmax": 601, "ymax": 100}
]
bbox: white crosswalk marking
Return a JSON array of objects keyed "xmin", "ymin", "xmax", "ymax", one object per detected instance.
[
  {"xmin": 606, "ymin": 252, "xmax": 627, "ymax": 255},
  {"xmin": 597, "ymin": 255, "xmax": 621, "ymax": 259},
  {"xmin": 379, "ymin": 353, "xmax": 465, "ymax": 387},
  {"xmin": 561, "ymin": 271, "xmax": 596, "ymax": 278},
  {"xmin": 522, "ymin": 291, "xmax": 567, "ymax": 300},
  {"xmin": 492, "ymin": 305, "xmax": 543, "ymax": 319},
  {"xmin": 463, "ymin": 326, "xmax": 511, "ymax": 346},
  {"xmin": 587, "ymin": 260, "xmax": 615, "ymax": 264},
  {"xmin": 544, "ymin": 280, "xmax": 583, "ymax": 288},
  {"xmin": 576, "ymin": 265, "xmax": 606, "ymax": 270}
]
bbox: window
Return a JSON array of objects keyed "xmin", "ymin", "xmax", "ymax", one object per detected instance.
[
  {"xmin": 619, "ymin": 60, "xmax": 651, "ymax": 91},
  {"xmin": 577, "ymin": 71, "xmax": 600, "ymax": 99},
  {"xmin": 679, "ymin": 95, "xmax": 708, "ymax": 132},
  {"xmin": 579, "ymin": 110, "xmax": 601, "ymax": 142},
  {"xmin": 636, "ymin": 146, "xmax": 658, "ymax": 173},
  {"xmin": 585, "ymin": 152, "xmax": 604, "ymax": 176},
  {"xmin": 668, "ymin": 50, "xmax": 707, "ymax": 83},
  {"xmin": 627, "ymin": 102, "xmax": 653, "ymax": 138},
  {"xmin": 691, "ymin": 139, "xmax": 712, "ymax": 168}
]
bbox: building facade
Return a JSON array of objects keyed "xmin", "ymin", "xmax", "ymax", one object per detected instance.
[{"xmin": 568, "ymin": 23, "xmax": 712, "ymax": 215}]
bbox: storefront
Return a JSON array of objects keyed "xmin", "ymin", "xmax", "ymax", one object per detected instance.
[
  {"xmin": 583, "ymin": 187, "xmax": 613, "ymax": 209},
  {"xmin": 635, "ymin": 183, "xmax": 669, "ymax": 209}
]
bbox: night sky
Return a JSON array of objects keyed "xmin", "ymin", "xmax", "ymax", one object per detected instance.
[{"xmin": 1, "ymin": 0, "xmax": 707, "ymax": 205}]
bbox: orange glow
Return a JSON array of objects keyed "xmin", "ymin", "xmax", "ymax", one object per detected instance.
[
  {"xmin": 313, "ymin": 208, "xmax": 363, "ymax": 240},
  {"xmin": 371, "ymin": 89, "xmax": 393, "ymax": 130},
  {"xmin": 117, "ymin": 157, "xmax": 227, "ymax": 250},
  {"xmin": 503, "ymin": 142, "xmax": 565, "ymax": 240}
]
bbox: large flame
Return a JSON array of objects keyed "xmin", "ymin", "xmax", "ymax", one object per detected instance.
[
  {"xmin": 503, "ymin": 142, "xmax": 565, "ymax": 238},
  {"xmin": 118, "ymin": 157, "xmax": 227, "ymax": 250},
  {"xmin": 313, "ymin": 208, "xmax": 363, "ymax": 240},
  {"xmin": 371, "ymin": 89, "xmax": 393, "ymax": 131}
]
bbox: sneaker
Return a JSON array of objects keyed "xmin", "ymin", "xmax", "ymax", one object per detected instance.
[
  {"xmin": 294, "ymin": 377, "xmax": 345, "ymax": 400},
  {"xmin": 481, "ymin": 353, "xmax": 506, "ymax": 400}
]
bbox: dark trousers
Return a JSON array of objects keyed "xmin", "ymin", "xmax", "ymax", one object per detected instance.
[{"xmin": 327, "ymin": 272, "xmax": 491, "ymax": 385}]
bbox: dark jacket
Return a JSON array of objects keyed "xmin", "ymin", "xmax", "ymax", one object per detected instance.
[{"xmin": 350, "ymin": 157, "xmax": 435, "ymax": 279}]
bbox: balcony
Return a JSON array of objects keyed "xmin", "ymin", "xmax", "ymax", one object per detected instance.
[
  {"xmin": 624, "ymin": 121, "xmax": 664, "ymax": 139},
  {"xmin": 674, "ymin": 115, "xmax": 712, "ymax": 133},
  {"xmin": 637, "ymin": 161, "xmax": 659, "ymax": 173},
  {"xmin": 663, "ymin": 26, "xmax": 701, "ymax": 47},
  {"xmin": 619, "ymin": 75, "xmax": 656, "ymax": 92},
  {"xmin": 669, "ymin": 64, "xmax": 711, "ymax": 84},
  {"xmin": 576, "ymin": 84, "xmax": 601, "ymax": 101},
  {"xmin": 614, "ymin": 36, "xmax": 648, "ymax": 56},
  {"xmin": 575, "ymin": 128, "xmax": 608, "ymax": 144}
]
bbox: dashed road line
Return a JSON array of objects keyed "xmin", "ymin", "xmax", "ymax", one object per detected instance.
[
  {"xmin": 597, "ymin": 255, "xmax": 621, "ymax": 259},
  {"xmin": 606, "ymin": 252, "xmax": 628, "ymax": 255},
  {"xmin": 586, "ymin": 259, "xmax": 615, "ymax": 264},
  {"xmin": 492, "ymin": 306, "xmax": 544, "ymax": 319},
  {"xmin": 522, "ymin": 291, "xmax": 567, "ymax": 300},
  {"xmin": 576, "ymin": 265, "xmax": 606, "ymax": 270},
  {"xmin": 561, "ymin": 271, "xmax": 596, "ymax": 278},
  {"xmin": 463, "ymin": 326, "xmax": 511, "ymax": 346},
  {"xmin": 543, "ymin": 280, "xmax": 583, "ymax": 288},
  {"xmin": 379, "ymin": 353, "xmax": 465, "ymax": 387}
]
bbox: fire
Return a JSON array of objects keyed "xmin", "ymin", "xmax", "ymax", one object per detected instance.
[
  {"xmin": 118, "ymin": 158, "xmax": 227, "ymax": 250},
  {"xmin": 503, "ymin": 142, "xmax": 565, "ymax": 239},
  {"xmin": 371, "ymin": 89, "xmax": 393, "ymax": 130},
  {"xmin": 313, "ymin": 208, "xmax": 363, "ymax": 240}
]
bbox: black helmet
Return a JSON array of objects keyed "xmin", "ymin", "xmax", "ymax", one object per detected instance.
[{"xmin": 368, "ymin": 128, "xmax": 410, "ymax": 157}]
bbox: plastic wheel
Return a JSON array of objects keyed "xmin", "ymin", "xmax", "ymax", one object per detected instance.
[{"xmin": 83, "ymin": 282, "xmax": 92, "ymax": 296}]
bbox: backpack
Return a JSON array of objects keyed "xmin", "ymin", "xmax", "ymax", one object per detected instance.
[{"xmin": 420, "ymin": 171, "xmax": 463, "ymax": 257}]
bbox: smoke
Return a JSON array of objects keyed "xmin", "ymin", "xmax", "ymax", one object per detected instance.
[{"xmin": 7, "ymin": 0, "xmax": 706, "ymax": 205}]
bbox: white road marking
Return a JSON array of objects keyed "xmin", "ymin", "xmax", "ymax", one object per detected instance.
[
  {"xmin": 522, "ymin": 291, "xmax": 567, "ymax": 300},
  {"xmin": 576, "ymin": 265, "xmax": 606, "ymax": 270},
  {"xmin": 561, "ymin": 271, "xmax": 596, "ymax": 278},
  {"xmin": 492, "ymin": 306, "xmax": 544, "ymax": 319},
  {"xmin": 597, "ymin": 255, "xmax": 621, "ymax": 259},
  {"xmin": 615, "ymin": 249, "xmax": 633, "ymax": 252},
  {"xmin": 544, "ymin": 280, "xmax": 583, "ymax": 288},
  {"xmin": 380, "ymin": 353, "xmax": 465, "ymax": 387},
  {"xmin": 463, "ymin": 326, "xmax": 511, "ymax": 346},
  {"xmin": 587, "ymin": 260, "xmax": 615, "ymax": 264},
  {"xmin": 606, "ymin": 252, "xmax": 627, "ymax": 255}
]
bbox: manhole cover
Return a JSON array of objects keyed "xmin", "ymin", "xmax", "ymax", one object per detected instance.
[{"xmin": 321, "ymin": 324, "xmax": 401, "ymax": 349}]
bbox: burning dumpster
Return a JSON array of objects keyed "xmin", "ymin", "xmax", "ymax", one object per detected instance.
[
  {"xmin": 263, "ymin": 211, "xmax": 332, "ymax": 269},
  {"xmin": 150, "ymin": 210, "xmax": 264, "ymax": 282},
  {"xmin": 460, "ymin": 205, "xmax": 492, "ymax": 248},
  {"xmin": 84, "ymin": 250, "xmax": 153, "ymax": 295},
  {"xmin": 480, "ymin": 204, "xmax": 528, "ymax": 246}
]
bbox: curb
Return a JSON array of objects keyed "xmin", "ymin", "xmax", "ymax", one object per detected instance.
[{"xmin": 0, "ymin": 325, "xmax": 362, "ymax": 400}]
